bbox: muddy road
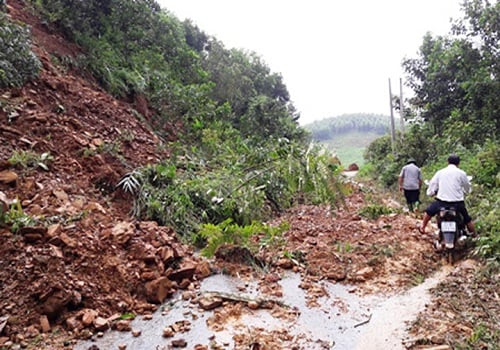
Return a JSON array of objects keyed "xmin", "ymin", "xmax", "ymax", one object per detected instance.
[
  {"xmin": 74, "ymin": 186, "xmax": 473, "ymax": 350},
  {"xmin": 75, "ymin": 184, "xmax": 498, "ymax": 350},
  {"xmin": 76, "ymin": 266, "xmax": 457, "ymax": 350}
]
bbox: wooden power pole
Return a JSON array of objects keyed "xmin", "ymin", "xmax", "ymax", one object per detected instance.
[
  {"xmin": 388, "ymin": 78, "xmax": 396, "ymax": 152},
  {"xmin": 399, "ymin": 78, "xmax": 405, "ymax": 133}
]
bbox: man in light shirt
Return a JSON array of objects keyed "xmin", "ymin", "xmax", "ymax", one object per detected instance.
[
  {"xmin": 398, "ymin": 158, "xmax": 422, "ymax": 212},
  {"xmin": 419, "ymin": 154, "xmax": 476, "ymax": 235}
]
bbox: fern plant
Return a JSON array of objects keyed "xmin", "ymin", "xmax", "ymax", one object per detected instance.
[
  {"xmin": 116, "ymin": 170, "xmax": 142, "ymax": 195},
  {"xmin": 198, "ymin": 219, "xmax": 287, "ymax": 258}
]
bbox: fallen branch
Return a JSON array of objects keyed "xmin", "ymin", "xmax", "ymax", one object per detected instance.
[
  {"xmin": 401, "ymin": 338, "xmax": 452, "ymax": 350},
  {"xmin": 201, "ymin": 291, "xmax": 290, "ymax": 309},
  {"xmin": 354, "ymin": 313, "xmax": 372, "ymax": 328},
  {"xmin": 402, "ymin": 337, "xmax": 423, "ymax": 344},
  {"xmin": 401, "ymin": 337, "xmax": 427, "ymax": 345}
]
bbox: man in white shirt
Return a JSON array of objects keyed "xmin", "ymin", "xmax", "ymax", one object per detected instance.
[
  {"xmin": 419, "ymin": 154, "xmax": 476, "ymax": 235},
  {"xmin": 398, "ymin": 158, "xmax": 422, "ymax": 212}
]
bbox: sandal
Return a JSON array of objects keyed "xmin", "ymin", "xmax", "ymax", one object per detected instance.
[{"xmin": 418, "ymin": 227, "xmax": 425, "ymax": 235}]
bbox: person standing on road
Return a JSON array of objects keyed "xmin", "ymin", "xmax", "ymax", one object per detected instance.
[
  {"xmin": 419, "ymin": 154, "xmax": 476, "ymax": 235},
  {"xmin": 398, "ymin": 158, "xmax": 422, "ymax": 212}
]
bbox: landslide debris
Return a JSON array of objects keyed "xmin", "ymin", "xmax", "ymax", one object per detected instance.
[{"xmin": 1, "ymin": 1, "xmax": 210, "ymax": 348}]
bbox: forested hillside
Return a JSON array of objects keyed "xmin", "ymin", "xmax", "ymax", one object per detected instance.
[
  {"xmin": 304, "ymin": 113, "xmax": 391, "ymax": 141},
  {"xmin": 303, "ymin": 113, "xmax": 394, "ymax": 165},
  {"xmin": 1, "ymin": 0, "xmax": 346, "ymax": 237},
  {"xmin": 0, "ymin": 0, "xmax": 345, "ymax": 347},
  {"xmin": 1, "ymin": 0, "xmax": 305, "ymax": 140}
]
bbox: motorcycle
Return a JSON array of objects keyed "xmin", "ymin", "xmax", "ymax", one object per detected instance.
[
  {"xmin": 424, "ymin": 176, "xmax": 473, "ymax": 264},
  {"xmin": 434, "ymin": 205, "xmax": 470, "ymax": 264}
]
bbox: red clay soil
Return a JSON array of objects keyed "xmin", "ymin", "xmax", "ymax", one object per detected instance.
[{"xmin": 1, "ymin": 1, "xmax": 208, "ymax": 348}]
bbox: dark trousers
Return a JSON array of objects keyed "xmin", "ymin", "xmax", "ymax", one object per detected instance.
[
  {"xmin": 425, "ymin": 199, "xmax": 472, "ymax": 224},
  {"xmin": 404, "ymin": 189, "xmax": 420, "ymax": 210}
]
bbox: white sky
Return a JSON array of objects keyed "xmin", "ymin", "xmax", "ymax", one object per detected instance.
[{"xmin": 157, "ymin": 1, "xmax": 463, "ymax": 125}]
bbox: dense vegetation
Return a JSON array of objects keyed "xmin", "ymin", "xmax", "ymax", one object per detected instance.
[
  {"xmin": 117, "ymin": 135, "xmax": 342, "ymax": 240},
  {"xmin": 26, "ymin": 0, "xmax": 305, "ymax": 143},
  {"xmin": 0, "ymin": 11, "xmax": 41, "ymax": 87},
  {"xmin": 1, "ymin": 0, "xmax": 345, "ymax": 247},
  {"xmin": 362, "ymin": 0, "xmax": 499, "ymax": 264}
]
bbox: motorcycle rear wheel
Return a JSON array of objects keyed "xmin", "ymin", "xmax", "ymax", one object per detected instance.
[{"xmin": 446, "ymin": 250, "xmax": 454, "ymax": 265}]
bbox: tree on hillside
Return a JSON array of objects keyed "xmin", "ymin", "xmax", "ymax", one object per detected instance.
[
  {"xmin": 32, "ymin": 0, "xmax": 304, "ymax": 144},
  {"xmin": 402, "ymin": 0, "xmax": 499, "ymax": 146},
  {"xmin": 193, "ymin": 38, "xmax": 303, "ymax": 141},
  {"xmin": 363, "ymin": 0, "xmax": 499, "ymax": 186}
]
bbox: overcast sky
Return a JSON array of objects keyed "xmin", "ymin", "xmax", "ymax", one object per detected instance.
[{"xmin": 157, "ymin": 1, "xmax": 463, "ymax": 125}]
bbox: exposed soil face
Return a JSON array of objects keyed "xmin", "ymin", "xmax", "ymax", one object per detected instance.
[
  {"xmin": 1, "ymin": 2, "xmax": 497, "ymax": 350},
  {"xmin": 1, "ymin": 1, "xmax": 201, "ymax": 347}
]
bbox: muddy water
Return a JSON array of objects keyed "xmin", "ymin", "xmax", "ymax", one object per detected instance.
[
  {"xmin": 353, "ymin": 267, "xmax": 451, "ymax": 350},
  {"xmin": 75, "ymin": 267, "xmax": 451, "ymax": 350}
]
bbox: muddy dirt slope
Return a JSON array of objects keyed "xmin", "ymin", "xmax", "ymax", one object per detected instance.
[{"xmin": 1, "ymin": 1, "xmax": 210, "ymax": 348}]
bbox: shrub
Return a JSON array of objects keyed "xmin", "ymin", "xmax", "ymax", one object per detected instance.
[
  {"xmin": 358, "ymin": 204, "xmax": 392, "ymax": 219},
  {"xmin": 463, "ymin": 140, "xmax": 499, "ymax": 189},
  {"xmin": 116, "ymin": 125, "xmax": 345, "ymax": 240},
  {"xmin": 9, "ymin": 150, "xmax": 53, "ymax": 171},
  {"xmin": 470, "ymin": 187, "xmax": 500, "ymax": 262},
  {"xmin": 0, "ymin": 14, "xmax": 41, "ymax": 87}
]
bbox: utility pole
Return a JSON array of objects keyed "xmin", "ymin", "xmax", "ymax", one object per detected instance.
[
  {"xmin": 388, "ymin": 78, "xmax": 396, "ymax": 152},
  {"xmin": 399, "ymin": 78, "xmax": 405, "ymax": 134}
]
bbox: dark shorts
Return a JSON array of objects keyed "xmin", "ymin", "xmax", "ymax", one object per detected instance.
[
  {"xmin": 425, "ymin": 199, "xmax": 472, "ymax": 224},
  {"xmin": 403, "ymin": 189, "xmax": 420, "ymax": 204}
]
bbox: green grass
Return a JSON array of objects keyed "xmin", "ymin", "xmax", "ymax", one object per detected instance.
[{"xmin": 318, "ymin": 131, "xmax": 386, "ymax": 167}]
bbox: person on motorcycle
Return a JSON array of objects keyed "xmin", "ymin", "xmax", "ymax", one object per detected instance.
[
  {"xmin": 419, "ymin": 154, "xmax": 476, "ymax": 236},
  {"xmin": 398, "ymin": 158, "xmax": 422, "ymax": 212}
]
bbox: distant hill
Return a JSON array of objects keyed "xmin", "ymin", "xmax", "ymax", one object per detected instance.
[{"xmin": 303, "ymin": 113, "xmax": 395, "ymax": 166}]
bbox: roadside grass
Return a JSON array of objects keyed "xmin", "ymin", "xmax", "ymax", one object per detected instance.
[{"xmin": 317, "ymin": 131, "xmax": 383, "ymax": 167}]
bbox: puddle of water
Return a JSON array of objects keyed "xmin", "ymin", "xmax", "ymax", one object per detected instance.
[{"xmin": 75, "ymin": 268, "xmax": 450, "ymax": 350}]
